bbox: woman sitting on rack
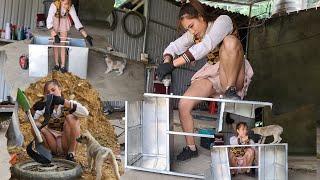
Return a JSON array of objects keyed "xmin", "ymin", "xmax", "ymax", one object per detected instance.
[
  {"xmin": 156, "ymin": 0, "xmax": 254, "ymax": 161},
  {"xmin": 229, "ymin": 122, "xmax": 255, "ymax": 177},
  {"xmin": 46, "ymin": 0, "xmax": 93, "ymax": 73}
]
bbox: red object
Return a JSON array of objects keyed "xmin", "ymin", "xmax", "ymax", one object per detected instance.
[
  {"xmin": 19, "ymin": 55, "xmax": 29, "ymax": 70},
  {"xmin": 208, "ymin": 101, "xmax": 218, "ymax": 114},
  {"xmin": 36, "ymin": 14, "xmax": 46, "ymax": 27},
  {"xmin": 68, "ymin": 14, "xmax": 74, "ymax": 25},
  {"xmin": 36, "ymin": 13, "xmax": 45, "ymax": 21},
  {"xmin": 153, "ymin": 83, "xmax": 168, "ymax": 94},
  {"xmin": 9, "ymin": 153, "xmax": 18, "ymax": 165}
]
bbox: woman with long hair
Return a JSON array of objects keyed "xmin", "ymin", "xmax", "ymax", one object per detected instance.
[
  {"xmin": 46, "ymin": 0, "xmax": 93, "ymax": 73},
  {"xmin": 32, "ymin": 79, "xmax": 89, "ymax": 161},
  {"xmin": 156, "ymin": 0, "xmax": 254, "ymax": 161}
]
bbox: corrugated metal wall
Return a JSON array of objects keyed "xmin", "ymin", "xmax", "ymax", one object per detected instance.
[
  {"xmin": 0, "ymin": 51, "xmax": 10, "ymax": 102},
  {"xmin": 106, "ymin": 10, "xmax": 144, "ymax": 61},
  {"xmin": 105, "ymin": 0, "xmax": 207, "ymax": 109},
  {"xmin": 0, "ymin": 0, "xmax": 44, "ymax": 30},
  {"xmin": 147, "ymin": 0, "xmax": 207, "ymax": 109}
]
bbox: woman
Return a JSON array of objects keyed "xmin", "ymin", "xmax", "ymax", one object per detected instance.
[
  {"xmin": 156, "ymin": 0, "xmax": 254, "ymax": 161},
  {"xmin": 229, "ymin": 122, "xmax": 255, "ymax": 176},
  {"xmin": 46, "ymin": 0, "xmax": 93, "ymax": 73},
  {"xmin": 32, "ymin": 79, "xmax": 89, "ymax": 161}
]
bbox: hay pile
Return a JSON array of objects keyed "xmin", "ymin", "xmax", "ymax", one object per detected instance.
[{"xmin": 13, "ymin": 71, "xmax": 122, "ymax": 179}]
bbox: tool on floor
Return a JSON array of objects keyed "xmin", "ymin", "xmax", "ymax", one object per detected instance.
[{"xmin": 17, "ymin": 88, "xmax": 52, "ymax": 164}]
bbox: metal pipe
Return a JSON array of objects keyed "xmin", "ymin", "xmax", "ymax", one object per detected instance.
[
  {"xmin": 124, "ymin": 101, "xmax": 128, "ymax": 168},
  {"xmin": 245, "ymin": 4, "xmax": 253, "ymax": 57},
  {"xmin": 142, "ymin": 0, "xmax": 149, "ymax": 53},
  {"xmin": 167, "ymin": 131, "xmax": 215, "ymax": 138},
  {"xmin": 144, "ymin": 93, "xmax": 273, "ymax": 106},
  {"xmin": 229, "ymin": 166, "xmax": 259, "ymax": 169},
  {"xmin": 212, "ymin": 143, "xmax": 287, "ymax": 148},
  {"xmin": 126, "ymin": 166, "xmax": 205, "ymax": 179}
]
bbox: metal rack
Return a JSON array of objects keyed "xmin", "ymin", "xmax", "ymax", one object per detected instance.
[
  {"xmin": 125, "ymin": 93, "xmax": 274, "ymax": 179},
  {"xmin": 29, "ymin": 36, "xmax": 88, "ymax": 79},
  {"xmin": 209, "ymin": 144, "xmax": 288, "ymax": 180}
]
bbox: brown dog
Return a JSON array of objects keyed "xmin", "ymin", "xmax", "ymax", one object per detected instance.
[{"xmin": 76, "ymin": 130, "xmax": 120, "ymax": 180}]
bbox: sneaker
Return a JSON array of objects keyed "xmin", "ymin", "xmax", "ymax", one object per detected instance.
[
  {"xmin": 53, "ymin": 65, "xmax": 60, "ymax": 71},
  {"xmin": 60, "ymin": 66, "xmax": 67, "ymax": 73},
  {"xmin": 66, "ymin": 153, "xmax": 75, "ymax": 162},
  {"xmin": 224, "ymin": 86, "xmax": 241, "ymax": 100},
  {"xmin": 176, "ymin": 146, "xmax": 198, "ymax": 161}
]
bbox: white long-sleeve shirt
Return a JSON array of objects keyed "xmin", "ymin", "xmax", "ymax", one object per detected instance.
[
  {"xmin": 163, "ymin": 15, "xmax": 233, "ymax": 61},
  {"xmin": 33, "ymin": 100, "xmax": 89, "ymax": 120},
  {"xmin": 230, "ymin": 136, "xmax": 255, "ymax": 145},
  {"xmin": 46, "ymin": 3, "xmax": 83, "ymax": 30}
]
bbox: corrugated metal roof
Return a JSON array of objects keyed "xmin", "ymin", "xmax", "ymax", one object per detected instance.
[{"xmin": 0, "ymin": 0, "xmax": 44, "ymax": 30}]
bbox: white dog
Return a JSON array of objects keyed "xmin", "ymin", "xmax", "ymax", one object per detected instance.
[
  {"xmin": 252, "ymin": 125, "xmax": 283, "ymax": 144},
  {"xmin": 76, "ymin": 130, "xmax": 120, "ymax": 180}
]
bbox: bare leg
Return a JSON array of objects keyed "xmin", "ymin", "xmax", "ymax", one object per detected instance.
[
  {"xmin": 32, "ymin": 127, "xmax": 58, "ymax": 154},
  {"xmin": 62, "ymin": 114, "xmax": 80, "ymax": 154},
  {"xmin": 219, "ymin": 35, "xmax": 245, "ymax": 91},
  {"xmin": 178, "ymin": 79, "xmax": 216, "ymax": 146},
  {"xmin": 243, "ymin": 148, "xmax": 255, "ymax": 173},
  {"xmin": 229, "ymin": 151, "xmax": 238, "ymax": 175},
  {"xmin": 60, "ymin": 31, "xmax": 68, "ymax": 68},
  {"xmin": 51, "ymin": 31, "xmax": 59, "ymax": 66}
]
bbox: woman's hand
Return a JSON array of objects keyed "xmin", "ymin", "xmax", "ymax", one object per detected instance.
[
  {"xmin": 85, "ymin": 35, "xmax": 93, "ymax": 46},
  {"xmin": 52, "ymin": 95, "xmax": 65, "ymax": 106},
  {"xmin": 50, "ymin": 30, "xmax": 60, "ymax": 43},
  {"xmin": 80, "ymin": 29, "xmax": 93, "ymax": 46},
  {"xmin": 156, "ymin": 63, "xmax": 175, "ymax": 81},
  {"xmin": 239, "ymin": 136, "xmax": 249, "ymax": 144}
]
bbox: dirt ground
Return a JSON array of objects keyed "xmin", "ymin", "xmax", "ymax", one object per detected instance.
[{"xmin": 8, "ymin": 72, "xmax": 123, "ymax": 180}]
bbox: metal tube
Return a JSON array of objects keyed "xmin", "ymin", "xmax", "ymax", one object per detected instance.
[
  {"xmin": 218, "ymin": 102, "xmax": 225, "ymax": 132},
  {"xmin": 245, "ymin": 4, "xmax": 253, "ymax": 57},
  {"xmin": 167, "ymin": 131, "xmax": 215, "ymax": 138},
  {"xmin": 144, "ymin": 93, "xmax": 273, "ymax": 106},
  {"xmin": 126, "ymin": 166, "xmax": 205, "ymax": 179},
  {"xmin": 229, "ymin": 166, "xmax": 259, "ymax": 169},
  {"xmin": 125, "ymin": 101, "xmax": 128, "ymax": 168},
  {"xmin": 258, "ymin": 146, "xmax": 261, "ymax": 180},
  {"xmin": 142, "ymin": 0, "xmax": 149, "ymax": 53}
]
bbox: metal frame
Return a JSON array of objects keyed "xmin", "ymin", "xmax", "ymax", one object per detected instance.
[
  {"xmin": 29, "ymin": 36, "xmax": 88, "ymax": 79},
  {"xmin": 203, "ymin": 0, "xmax": 270, "ymax": 6},
  {"xmin": 144, "ymin": 93, "xmax": 272, "ymax": 132},
  {"xmin": 125, "ymin": 93, "xmax": 273, "ymax": 179},
  {"xmin": 209, "ymin": 144, "xmax": 288, "ymax": 180}
]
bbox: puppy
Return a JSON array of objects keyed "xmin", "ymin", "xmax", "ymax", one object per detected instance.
[
  {"xmin": 104, "ymin": 53, "xmax": 127, "ymax": 76},
  {"xmin": 76, "ymin": 130, "xmax": 120, "ymax": 180},
  {"xmin": 252, "ymin": 125, "xmax": 283, "ymax": 144}
]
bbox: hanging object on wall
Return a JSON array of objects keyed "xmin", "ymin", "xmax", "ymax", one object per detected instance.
[
  {"xmin": 106, "ymin": 10, "xmax": 118, "ymax": 31},
  {"xmin": 19, "ymin": 55, "xmax": 29, "ymax": 70},
  {"xmin": 122, "ymin": 11, "xmax": 146, "ymax": 38}
]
